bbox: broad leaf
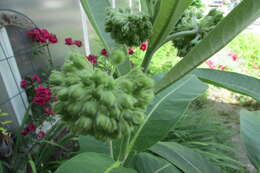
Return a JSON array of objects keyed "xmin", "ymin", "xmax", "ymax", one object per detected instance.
[
  {"xmin": 155, "ymin": 0, "xmax": 260, "ymax": 93},
  {"xmin": 79, "ymin": 136, "xmax": 109, "ymax": 154},
  {"xmin": 240, "ymin": 110, "xmax": 260, "ymax": 171},
  {"xmin": 150, "ymin": 142, "xmax": 221, "ymax": 173},
  {"xmin": 55, "ymin": 152, "xmax": 120, "ymax": 173},
  {"xmin": 110, "ymin": 167, "xmax": 137, "ymax": 173},
  {"xmin": 132, "ymin": 75, "xmax": 208, "ymax": 152},
  {"xmin": 80, "ymin": 0, "xmax": 118, "ymax": 52},
  {"xmin": 142, "ymin": 0, "xmax": 192, "ymax": 70},
  {"xmin": 194, "ymin": 69, "xmax": 260, "ymax": 101},
  {"xmin": 135, "ymin": 152, "xmax": 182, "ymax": 173}
]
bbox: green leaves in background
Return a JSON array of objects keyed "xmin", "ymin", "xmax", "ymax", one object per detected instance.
[
  {"xmin": 80, "ymin": 0, "xmax": 118, "ymax": 52},
  {"xmin": 194, "ymin": 69, "xmax": 260, "ymax": 101},
  {"xmin": 141, "ymin": 0, "xmax": 192, "ymax": 71},
  {"xmin": 55, "ymin": 152, "xmax": 127, "ymax": 173},
  {"xmin": 155, "ymin": 0, "xmax": 260, "ymax": 93},
  {"xmin": 150, "ymin": 142, "xmax": 221, "ymax": 173},
  {"xmin": 0, "ymin": 161, "xmax": 3, "ymax": 173},
  {"xmin": 79, "ymin": 136, "xmax": 109, "ymax": 154},
  {"xmin": 132, "ymin": 75, "xmax": 208, "ymax": 152},
  {"xmin": 135, "ymin": 152, "xmax": 181, "ymax": 173},
  {"xmin": 240, "ymin": 110, "xmax": 260, "ymax": 171}
]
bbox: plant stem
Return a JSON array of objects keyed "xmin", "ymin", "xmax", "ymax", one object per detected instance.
[
  {"xmin": 109, "ymin": 140, "xmax": 114, "ymax": 160},
  {"xmin": 141, "ymin": 48, "xmax": 154, "ymax": 73}
]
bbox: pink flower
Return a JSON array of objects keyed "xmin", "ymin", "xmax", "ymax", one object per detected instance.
[
  {"xmin": 26, "ymin": 123, "xmax": 37, "ymax": 132},
  {"xmin": 86, "ymin": 55, "xmax": 97, "ymax": 65},
  {"xmin": 37, "ymin": 131, "xmax": 45, "ymax": 138},
  {"xmin": 140, "ymin": 41, "xmax": 148, "ymax": 51},
  {"xmin": 32, "ymin": 86, "xmax": 52, "ymax": 105},
  {"xmin": 128, "ymin": 48, "xmax": 134, "ymax": 55},
  {"xmin": 40, "ymin": 29, "xmax": 50, "ymax": 39},
  {"xmin": 74, "ymin": 40, "xmax": 82, "ymax": 47},
  {"xmin": 32, "ymin": 74, "xmax": 41, "ymax": 83},
  {"xmin": 65, "ymin": 37, "xmax": 74, "ymax": 45},
  {"xmin": 218, "ymin": 65, "xmax": 225, "ymax": 70},
  {"xmin": 20, "ymin": 80, "xmax": 27, "ymax": 89},
  {"xmin": 101, "ymin": 48, "xmax": 109, "ymax": 57},
  {"xmin": 44, "ymin": 106, "xmax": 54, "ymax": 115},
  {"xmin": 206, "ymin": 60, "xmax": 216, "ymax": 69},
  {"xmin": 228, "ymin": 53, "xmax": 239, "ymax": 61},
  {"xmin": 253, "ymin": 64, "xmax": 259, "ymax": 70},
  {"xmin": 49, "ymin": 34, "xmax": 58, "ymax": 44},
  {"xmin": 21, "ymin": 129, "xmax": 29, "ymax": 136}
]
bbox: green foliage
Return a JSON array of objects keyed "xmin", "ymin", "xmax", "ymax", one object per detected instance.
[
  {"xmin": 0, "ymin": 109, "xmax": 10, "ymax": 134},
  {"xmin": 240, "ymin": 110, "xmax": 260, "ymax": 171},
  {"xmin": 130, "ymin": 42, "xmax": 179, "ymax": 75},
  {"xmin": 155, "ymin": 0, "xmax": 260, "ymax": 93},
  {"xmin": 194, "ymin": 69, "xmax": 260, "ymax": 101},
  {"xmin": 149, "ymin": 142, "xmax": 221, "ymax": 173},
  {"xmin": 105, "ymin": 8, "xmax": 152, "ymax": 47},
  {"xmin": 171, "ymin": 8, "xmax": 224, "ymax": 57},
  {"xmin": 132, "ymin": 75, "xmax": 208, "ymax": 152},
  {"xmin": 228, "ymin": 33, "xmax": 260, "ymax": 74},
  {"xmin": 164, "ymin": 106, "xmax": 244, "ymax": 172},
  {"xmin": 50, "ymin": 53, "xmax": 154, "ymax": 140}
]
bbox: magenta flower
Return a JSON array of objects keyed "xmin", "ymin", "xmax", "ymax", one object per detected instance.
[
  {"xmin": 101, "ymin": 48, "xmax": 109, "ymax": 57},
  {"xmin": 37, "ymin": 131, "xmax": 45, "ymax": 138},
  {"xmin": 32, "ymin": 74, "xmax": 41, "ymax": 83},
  {"xmin": 26, "ymin": 123, "xmax": 37, "ymax": 132},
  {"xmin": 74, "ymin": 40, "xmax": 82, "ymax": 47},
  {"xmin": 128, "ymin": 48, "xmax": 134, "ymax": 55},
  {"xmin": 21, "ymin": 129, "xmax": 29, "ymax": 136},
  {"xmin": 49, "ymin": 34, "xmax": 58, "ymax": 44},
  {"xmin": 86, "ymin": 55, "xmax": 97, "ymax": 65},
  {"xmin": 32, "ymin": 85, "xmax": 52, "ymax": 105},
  {"xmin": 218, "ymin": 65, "xmax": 225, "ymax": 70},
  {"xmin": 140, "ymin": 41, "xmax": 148, "ymax": 51},
  {"xmin": 228, "ymin": 53, "xmax": 239, "ymax": 61},
  {"xmin": 206, "ymin": 60, "xmax": 216, "ymax": 69},
  {"xmin": 65, "ymin": 37, "xmax": 74, "ymax": 45},
  {"xmin": 20, "ymin": 80, "xmax": 27, "ymax": 89}
]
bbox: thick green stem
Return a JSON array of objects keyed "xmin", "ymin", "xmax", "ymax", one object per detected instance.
[
  {"xmin": 118, "ymin": 134, "xmax": 130, "ymax": 162},
  {"xmin": 109, "ymin": 140, "xmax": 114, "ymax": 160},
  {"xmin": 141, "ymin": 48, "xmax": 155, "ymax": 73}
]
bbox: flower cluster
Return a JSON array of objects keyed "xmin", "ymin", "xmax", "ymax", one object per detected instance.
[
  {"xmin": 32, "ymin": 85, "xmax": 52, "ymax": 105},
  {"xmin": 21, "ymin": 122, "xmax": 45, "ymax": 138},
  {"xmin": 65, "ymin": 37, "xmax": 82, "ymax": 47},
  {"xmin": 49, "ymin": 53, "xmax": 154, "ymax": 140},
  {"xmin": 86, "ymin": 54, "xmax": 97, "ymax": 65},
  {"xmin": 28, "ymin": 28, "xmax": 58, "ymax": 44},
  {"xmin": 228, "ymin": 53, "xmax": 239, "ymax": 61}
]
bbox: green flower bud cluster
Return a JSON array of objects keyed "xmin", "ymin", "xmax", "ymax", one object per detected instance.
[
  {"xmin": 49, "ymin": 53, "xmax": 154, "ymax": 141},
  {"xmin": 172, "ymin": 7, "xmax": 223, "ymax": 57},
  {"xmin": 105, "ymin": 8, "xmax": 152, "ymax": 47}
]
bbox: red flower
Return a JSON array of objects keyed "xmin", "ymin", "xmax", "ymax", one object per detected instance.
[
  {"xmin": 228, "ymin": 53, "xmax": 239, "ymax": 61},
  {"xmin": 218, "ymin": 65, "xmax": 225, "ymax": 70},
  {"xmin": 101, "ymin": 48, "xmax": 109, "ymax": 57},
  {"xmin": 33, "ymin": 85, "xmax": 52, "ymax": 105},
  {"xmin": 40, "ymin": 29, "xmax": 50, "ymax": 39},
  {"xmin": 74, "ymin": 40, "xmax": 82, "ymax": 47},
  {"xmin": 37, "ymin": 131, "xmax": 45, "ymax": 138},
  {"xmin": 32, "ymin": 74, "xmax": 41, "ymax": 83},
  {"xmin": 20, "ymin": 80, "xmax": 27, "ymax": 89},
  {"xmin": 49, "ymin": 34, "xmax": 58, "ymax": 44},
  {"xmin": 128, "ymin": 48, "xmax": 134, "ymax": 55},
  {"xmin": 86, "ymin": 55, "xmax": 97, "ymax": 65},
  {"xmin": 21, "ymin": 129, "xmax": 29, "ymax": 136},
  {"xmin": 44, "ymin": 106, "xmax": 54, "ymax": 115},
  {"xmin": 140, "ymin": 41, "xmax": 148, "ymax": 51},
  {"xmin": 26, "ymin": 123, "xmax": 37, "ymax": 132},
  {"xmin": 65, "ymin": 37, "xmax": 74, "ymax": 45}
]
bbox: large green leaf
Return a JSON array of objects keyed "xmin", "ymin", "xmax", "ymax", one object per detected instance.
[
  {"xmin": 55, "ymin": 152, "xmax": 122, "ymax": 173},
  {"xmin": 141, "ymin": 0, "xmax": 192, "ymax": 71},
  {"xmin": 131, "ymin": 75, "xmax": 208, "ymax": 152},
  {"xmin": 110, "ymin": 167, "xmax": 137, "ymax": 173},
  {"xmin": 79, "ymin": 136, "xmax": 109, "ymax": 154},
  {"xmin": 150, "ymin": 142, "xmax": 221, "ymax": 173},
  {"xmin": 155, "ymin": 0, "xmax": 260, "ymax": 93},
  {"xmin": 240, "ymin": 110, "xmax": 260, "ymax": 171},
  {"xmin": 80, "ymin": 0, "xmax": 118, "ymax": 52},
  {"xmin": 193, "ymin": 69, "xmax": 260, "ymax": 101},
  {"xmin": 135, "ymin": 152, "xmax": 182, "ymax": 173},
  {"xmin": 0, "ymin": 161, "xmax": 3, "ymax": 173}
]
